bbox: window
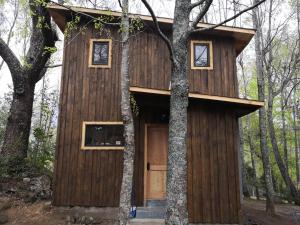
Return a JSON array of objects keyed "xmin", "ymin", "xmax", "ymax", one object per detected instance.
[
  {"xmin": 88, "ymin": 39, "xmax": 112, "ymax": 68},
  {"xmin": 81, "ymin": 121, "xmax": 124, "ymax": 150},
  {"xmin": 191, "ymin": 40, "xmax": 213, "ymax": 70}
]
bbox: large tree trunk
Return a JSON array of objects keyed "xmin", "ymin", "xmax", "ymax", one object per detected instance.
[
  {"xmin": 239, "ymin": 120, "xmax": 250, "ymax": 197},
  {"xmin": 252, "ymin": 0, "xmax": 275, "ymax": 214},
  {"xmin": 1, "ymin": 80, "xmax": 35, "ymax": 158},
  {"xmin": 119, "ymin": 0, "xmax": 135, "ymax": 224},
  {"xmin": 166, "ymin": 1, "xmax": 190, "ymax": 224},
  {"xmin": 0, "ymin": 0, "xmax": 56, "ymax": 160},
  {"xmin": 267, "ymin": 92, "xmax": 300, "ymax": 205},
  {"xmin": 246, "ymin": 116, "xmax": 260, "ymax": 200}
]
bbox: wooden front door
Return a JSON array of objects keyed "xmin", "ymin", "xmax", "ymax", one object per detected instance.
[{"xmin": 145, "ymin": 124, "xmax": 168, "ymax": 201}]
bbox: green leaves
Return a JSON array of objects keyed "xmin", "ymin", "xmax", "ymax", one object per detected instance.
[
  {"xmin": 129, "ymin": 16, "xmax": 143, "ymax": 33},
  {"xmin": 43, "ymin": 46, "xmax": 57, "ymax": 55},
  {"xmin": 64, "ymin": 15, "xmax": 81, "ymax": 38}
]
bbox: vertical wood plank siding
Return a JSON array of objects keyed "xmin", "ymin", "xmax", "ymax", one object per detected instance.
[
  {"xmin": 53, "ymin": 25, "xmax": 241, "ymax": 224},
  {"xmin": 53, "ymin": 27, "xmax": 123, "ymax": 207},
  {"xmin": 187, "ymin": 102, "xmax": 241, "ymax": 224}
]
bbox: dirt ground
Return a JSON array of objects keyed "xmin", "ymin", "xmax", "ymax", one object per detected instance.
[
  {"xmin": 243, "ymin": 198, "xmax": 300, "ymax": 225},
  {"xmin": 0, "ymin": 197, "xmax": 299, "ymax": 225}
]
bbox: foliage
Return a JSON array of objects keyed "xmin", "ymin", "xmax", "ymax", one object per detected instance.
[
  {"xmin": 64, "ymin": 15, "xmax": 81, "ymax": 38},
  {"xmin": 130, "ymin": 93, "xmax": 139, "ymax": 116},
  {"xmin": 0, "ymin": 92, "xmax": 12, "ymax": 146}
]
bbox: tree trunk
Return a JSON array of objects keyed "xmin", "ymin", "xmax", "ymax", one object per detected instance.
[
  {"xmin": 246, "ymin": 116, "xmax": 260, "ymax": 200},
  {"xmin": 166, "ymin": 2, "xmax": 190, "ymax": 224},
  {"xmin": 239, "ymin": 120, "xmax": 250, "ymax": 197},
  {"xmin": 0, "ymin": 0, "xmax": 56, "ymax": 160},
  {"xmin": 1, "ymin": 79, "xmax": 35, "ymax": 159},
  {"xmin": 252, "ymin": 0, "xmax": 275, "ymax": 214},
  {"xmin": 267, "ymin": 92, "xmax": 300, "ymax": 205},
  {"xmin": 280, "ymin": 92, "xmax": 289, "ymax": 174},
  {"xmin": 119, "ymin": 0, "xmax": 135, "ymax": 224},
  {"xmin": 293, "ymin": 106, "xmax": 300, "ymax": 188}
]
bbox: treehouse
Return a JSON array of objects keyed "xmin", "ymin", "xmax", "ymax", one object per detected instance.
[{"xmin": 48, "ymin": 4, "xmax": 263, "ymax": 224}]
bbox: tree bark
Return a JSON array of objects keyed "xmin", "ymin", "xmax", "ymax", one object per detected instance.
[
  {"xmin": 293, "ymin": 106, "xmax": 300, "ymax": 188},
  {"xmin": 280, "ymin": 91, "xmax": 289, "ymax": 174},
  {"xmin": 1, "ymin": 80, "xmax": 35, "ymax": 158},
  {"xmin": 252, "ymin": 0, "xmax": 276, "ymax": 214},
  {"xmin": 165, "ymin": 2, "xmax": 190, "ymax": 224},
  {"xmin": 119, "ymin": 0, "xmax": 135, "ymax": 224},
  {"xmin": 246, "ymin": 116, "xmax": 260, "ymax": 200},
  {"xmin": 239, "ymin": 120, "xmax": 250, "ymax": 197},
  {"xmin": 0, "ymin": 0, "xmax": 56, "ymax": 160}
]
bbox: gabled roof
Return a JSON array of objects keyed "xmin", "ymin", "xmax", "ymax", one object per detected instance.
[{"xmin": 47, "ymin": 4, "xmax": 255, "ymax": 55}]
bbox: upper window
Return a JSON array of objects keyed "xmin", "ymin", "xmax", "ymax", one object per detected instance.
[
  {"xmin": 88, "ymin": 39, "xmax": 112, "ymax": 68},
  {"xmin": 191, "ymin": 40, "xmax": 213, "ymax": 70},
  {"xmin": 81, "ymin": 121, "xmax": 124, "ymax": 150}
]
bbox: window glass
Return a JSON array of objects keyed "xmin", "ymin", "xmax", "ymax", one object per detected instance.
[
  {"xmin": 194, "ymin": 43, "xmax": 209, "ymax": 67},
  {"xmin": 92, "ymin": 41, "xmax": 109, "ymax": 65},
  {"xmin": 84, "ymin": 124, "xmax": 124, "ymax": 147}
]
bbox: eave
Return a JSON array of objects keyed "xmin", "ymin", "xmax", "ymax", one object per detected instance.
[
  {"xmin": 47, "ymin": 4, "xmax": 255, "ymax": 55},
  {"xmin": 129, "ymin": 86, "xmax": 263, "ymax": 117}
]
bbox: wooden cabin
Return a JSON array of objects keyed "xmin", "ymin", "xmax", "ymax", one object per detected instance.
[{"xmin": 48, "ymin": 4, "xmax": 263, "ymax": 224}]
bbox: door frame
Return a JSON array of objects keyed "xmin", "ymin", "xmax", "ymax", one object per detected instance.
[{"xmin": 143, "ymin": 123, "xmax": 168, "ymax": 206}]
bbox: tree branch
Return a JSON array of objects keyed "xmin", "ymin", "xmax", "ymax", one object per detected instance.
[
  {"xmin": 190, "ymin": 0, "xmax": 213, "ymax": 29},
  {"xmin": 45, "ymin": 64, "xmax": 62, "ymax": 68},
  {"xmin": 118, "ymin": 0, "xmax": 123, "ymax": 9},
  {"xmin": 26, "ymin": 0, "xmax": 57, "ymax": 83},
  {"xmin": 189, "ymin": 0, "xmax": 206, "ymax": 11},
  {"xmin": 0, "ymin": 37, "xmax": 22, "ymax": 76},
  {"xmin": 141, "ymin": 0, "xmax": 174, "ymax": 62},
  {"xmin": 190, "ymin": 0, "xmax": 266, "ymax": 34},
  {"xmin": 0, "ymin": 0, "xmax": 19, "ymax": 71}
]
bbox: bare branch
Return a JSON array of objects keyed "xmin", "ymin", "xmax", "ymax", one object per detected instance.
[
  {"xmin": 45, "ymin": 64, "xmax": 62, "ymax": 68},
  {"xmin": 190, "ymin": 0, "xmax": 213, "ymax": 29},
  {"xmin": 0, "ymin": 0, "xmax": 19, "ymax": 71},
  {"xmin": 190, "ymin": 0, "xmax": 266, "ymax": 34},
  {"xmin": 189, "ymin": 0, "xmax": 206, "ymax": 11},
  {"xmin": 141, "ymin": 0, "xmax": 174, "ymax": 62},
  {"xmin": 0, "ymin": 37, "xmax": 22, "ymax": 76},
  {"xmin": 284, "ymin": 81, "xmax": 300, "ymax": 108},
  {"xmin": 118, "ymin": 0, "xmax": 123, "ymax": 9}
]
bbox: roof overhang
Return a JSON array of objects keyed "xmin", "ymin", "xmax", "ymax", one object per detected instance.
[
  {"xmin": 130, "ymin": 86, "xmax": 263, "ymax": 117},
  {"xmin": 47, "ymin": 4, "xmax": 255, "ymax": 55}
]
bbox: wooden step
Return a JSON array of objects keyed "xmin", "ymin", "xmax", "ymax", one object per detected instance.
[
  {"xmin": 130, "ymin": 218, "xmax": 165, "ymax": 225},
  {"xmin": 135, "ymin": 206, "xmax": 166, "ymax": 219}
]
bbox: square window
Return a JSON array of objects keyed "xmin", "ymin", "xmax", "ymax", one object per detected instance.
[
  {"xmin": 92, "ymin": 41, "xmax": 109, "ymax": 65},
  {"xmin": 81, "ymin": 122, "xmax": 124, "ymax": 150},
  {"xmin": 194, "ymin": 43, "xmax": 209, "ymax": 67},
  {"xmin": 191, "ymin": 41, "xmax": 213, "ymax": 70},
  {"xmin": 89, "ymin": 39, "xmax": 112, "ymax": 68}
]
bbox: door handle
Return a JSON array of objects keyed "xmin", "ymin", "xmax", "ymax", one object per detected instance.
[{"xmin": 147, "ymin": 162, "xmax": 150, "ymax": 170}]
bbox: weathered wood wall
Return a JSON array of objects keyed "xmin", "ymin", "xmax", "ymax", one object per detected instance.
[
  {"xmin": 53, "ymin": 24, "xmax": 241, "ymax": 224},
  {"xmin": 132, "ymin": 97, "xmax": 241, "ymax": 224},
  {"xmin": 129, "ymin": 30, "xmax": 239, "ymax": 98},
  {"xmin": 53, "ymin": 27, "xmax": 123, "ymax": 207},
  {"xmin": 187, "ymin": 101, "xmax": 241, "ymax": 224}
]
